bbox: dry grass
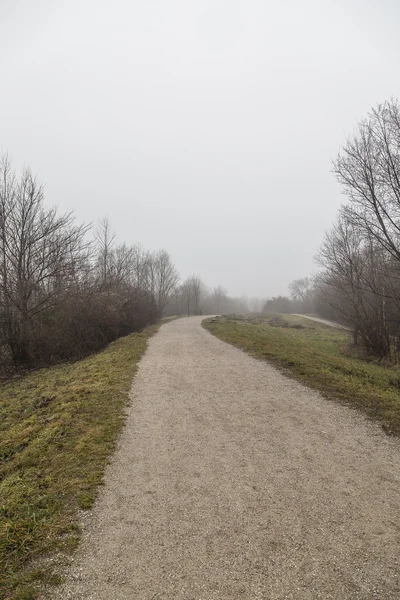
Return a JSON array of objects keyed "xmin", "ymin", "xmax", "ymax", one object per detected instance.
[{"xmin": 0, "ymin": 323, "xmax": 160, "ymax": 600}]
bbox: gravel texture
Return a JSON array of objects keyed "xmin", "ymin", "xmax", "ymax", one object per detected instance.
[{"xmin": 55, "ymin": 316, "xmax": 400, "ymax": 599}]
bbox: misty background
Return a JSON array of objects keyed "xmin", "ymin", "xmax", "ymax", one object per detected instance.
[{"xmin": 1, "ymin": 0, "xmax": 399, "ymax": 297}]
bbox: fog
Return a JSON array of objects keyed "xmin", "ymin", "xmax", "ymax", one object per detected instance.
[{"xmin": 1, "ymin": 0, "xmax": 399, "ymax": 297}]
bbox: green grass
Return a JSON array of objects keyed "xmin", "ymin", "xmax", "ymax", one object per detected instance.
[
  {"xmin": 203, "ymin": 314, "xmax": 400, "ymax": 436},
  {"xmin": 0, "ymin": 323, "xmax": 161, "ymax": 600}
]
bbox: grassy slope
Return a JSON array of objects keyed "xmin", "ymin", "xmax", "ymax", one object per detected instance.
[
  {"xmin": 203, "ymin": 314, "xmax": 400, "ymax": 436},
  {"xmin": 0, "ymin": 323, "xmax": 160, "ymax": 600}
]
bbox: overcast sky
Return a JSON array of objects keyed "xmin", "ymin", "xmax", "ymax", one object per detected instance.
[{"xmin": 1, "ymin": 0, "xmax": 399, "ymax": 297}]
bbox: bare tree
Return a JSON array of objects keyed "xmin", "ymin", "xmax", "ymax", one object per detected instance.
[
  {"xmin": 0, "ymin": 156, "xmax": 175, "ymax": 371},
  {"xmin": 333, "ymin": 99, "xmax": 400, "ymax": 262},
  {"xmin": 148, "ymin": 249, "xmax": 179, "ymax": 314},
  {"xmin": 0, "ymin": 157, "xmax": 90, "ymax": 363},
  {"xmin": 316, "ymin": 212, "xmax": 397, "ymax": 355},
  {"xmin": 289, "ymin": 277, "xmax": 311, "ymax": 302},
  {"xmin": 112, "ymin": 243, "xmax": 134, "ymax": 285},
  {"xmin": 130, "ymin": 244, "xmax": 151, "ymax": 290},
  {"xmin": 95, "ymin": 217, "xmax": 116, "ymax": 283},
  {"xmin": 188, "ymin": 275, "xmax": 204, "ymax": 315},
  {"xmin": 322, "ymin": 98, "xmax": 400, "ymax": 357},
  {"xmin": 288, "ymin": 277, "xmax": 316, "ymax": 314},
  {"xmin": 181, "ymin": 278, "xmax": 195, "ymax": 316},
  {"xmin": 212, "ymin": 285, "xmax": 228, "ymax": 314}
]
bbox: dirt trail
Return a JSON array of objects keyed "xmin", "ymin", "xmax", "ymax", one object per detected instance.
[{"xmin": 56, "ymin": 317, "xmax": 400, "ymax": 599}]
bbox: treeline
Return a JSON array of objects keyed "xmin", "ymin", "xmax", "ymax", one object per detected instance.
[
  {"xmin": 0, "ymin": 155, "xmax": 246, "ymax": 373},
  {"xmin": 288, "ymin": 99, "xmax": 400, "ymax": 360},
  {"xmin": 262, "ymin": 278, "xmax": 336, "ymax": 320},
  {"xmin": 0, "ymin": 156, "xmax": 177, "ymax": 371},
  {"xmin": 165, "ymin": 282, "xmax": 250, "ymax": 317}
]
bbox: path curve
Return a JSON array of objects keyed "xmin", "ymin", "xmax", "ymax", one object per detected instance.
[
  {"xmin": 56, "ymin": 317, "xmax": 400, "ymax": 599},
  {"xmin": 292, "ymin": 314, "xmax": 351, "ymax": 330}
]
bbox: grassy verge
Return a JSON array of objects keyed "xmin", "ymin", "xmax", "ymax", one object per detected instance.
[
  {"xmin": 203, "ymin": 314, "xmax": 400, "ymax": 436},
  {"xmin": 0, "ymin": 323, "xmax": 161, "ymax": 600}
]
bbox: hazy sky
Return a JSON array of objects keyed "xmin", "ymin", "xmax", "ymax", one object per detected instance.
[{"xmin": 1, "ymin": 0, "xmax": 399, "ymax": 297}]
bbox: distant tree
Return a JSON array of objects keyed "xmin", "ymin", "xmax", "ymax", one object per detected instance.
[
  {"xmin": 289, "ymin": 277, "xmax": 311, "ymax": 302},
  {"xmin": 188, "ymin": 275, "xmax": 204, "ymax": 314},
  {"xmin": 112, "ymin": 243, "xmax": 135, "ymax": 285},
  {"xmin": 129, "ymin": 244, "xmax": 151, "ymax": 290},
  {"xmin": 148, "ymin": 249, "xmax": 179, "ymax": 314},
  {"xmin": 247, "ymin": 297, "xmax": 265, "ymax": 313},
  {"xmin": 95, "ymin": 217, "xmax": 116, "ymax": 283},
  {"xmin": 181, "ymin": 278, "xmax": 195, "ymax": 315},
  {"xmin": 263, "ymin": 296, "xmax": 293, "ymax": 314},
  {"xmin": 212, "ymin": 285, "xmax": 228, "ymax": 314}
]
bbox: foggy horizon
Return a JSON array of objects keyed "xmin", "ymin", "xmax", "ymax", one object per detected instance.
[{"xmin": 2, "ymin": 0, "xmax": 400, "ymax": 297}]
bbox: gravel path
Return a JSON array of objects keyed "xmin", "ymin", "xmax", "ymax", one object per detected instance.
[
  {"xmin": 292, "ymin": 314, "xmax": 351, "ymax": 330},
  {"xmin": 56, "ymin": 317, "xmax": 400, "ymax": 599}
]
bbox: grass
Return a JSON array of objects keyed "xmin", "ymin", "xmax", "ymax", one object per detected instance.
[
  {"xmin": 0, "ymin": 323, "xmax": 161, "ymax": 600},
  {"xmin": 203, "ymin": 314, "xmax": 400, "ymax": 436}
]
